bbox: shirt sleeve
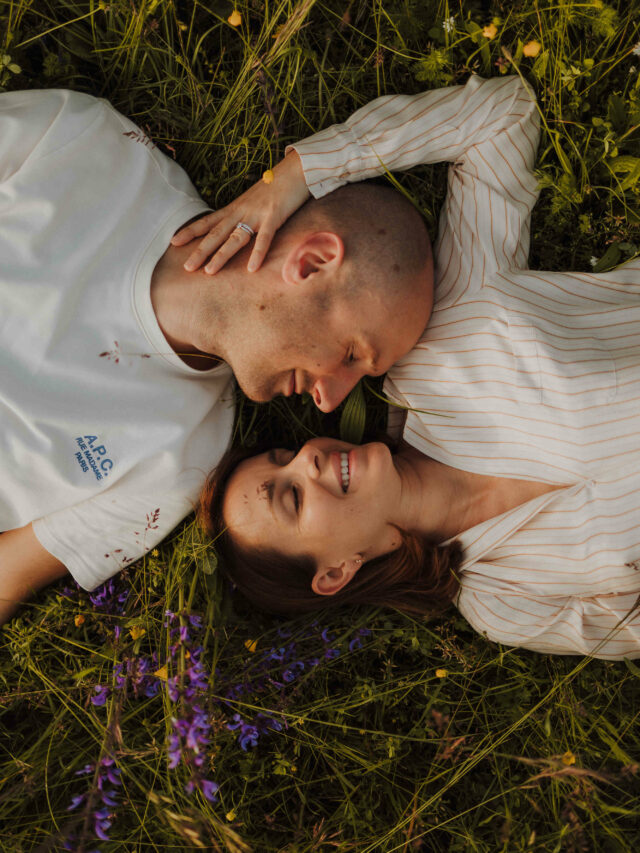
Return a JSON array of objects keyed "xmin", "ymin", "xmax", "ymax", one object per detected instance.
[
  {"xmin": 0, "ymin": 89, "xmax": 103, "ymax": 183},
  {"xmin": 457, "ymin": 577, "xmax": 640, "ymax": 660},
  {"xmin": 288, "ymin": 75, "xmax": 541, "ymax": 292},
  {"xmin": 31, "ymin": 467, "xmax": 204, "ymax": 590}
]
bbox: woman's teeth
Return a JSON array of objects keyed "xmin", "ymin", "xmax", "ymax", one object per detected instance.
[{"xmin": 340, "ymin": 451, "xmax": 350, "ymax": 492}]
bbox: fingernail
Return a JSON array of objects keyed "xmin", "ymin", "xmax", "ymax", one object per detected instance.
[
  {"xmin": 184, "ymin": 262, "xmax": 195, "ymax": 271},
  {"xmin": 247, "ymin": 262, "xmax": 256, "ymax": 272}
]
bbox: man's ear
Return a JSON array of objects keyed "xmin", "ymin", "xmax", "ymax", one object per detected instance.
[
  {"xmin": 311, "ymin": 555, "xmax": 363, "ymax": 597},
  {"xmin": 281, "ymin": 232, "xmax": 344, "ymax": 286}
]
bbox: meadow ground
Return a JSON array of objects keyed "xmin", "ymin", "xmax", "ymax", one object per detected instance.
[{"xmin": 1, "ymin": 0, "xmax": 640, "ymax": 850}]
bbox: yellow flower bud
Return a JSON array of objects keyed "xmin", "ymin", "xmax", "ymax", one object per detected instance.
[
  {"xmin": 228, "ymin": 10, "xmax": 242, "ymax": 27},
  {"xmin": 129, "ymin": 625, "xmax": 146, "ymax": 640},
  {"xmin": 244, "ymin": 638, "xmax": 258, "ymax": 653},
  {"xmin": 523, "ymin": 40, "xmax": 541, "ymax": 58},
  {"xmin": 435, "ymin": 668, "xmax": 448, "ymax": 678},
  {"xmin": 74, "ymin": 614, "xmax": 85, "ymax": 627},
  {"xmin": 262, "ymin": 169, "xmax": 275, "ymax": 185},
  {"xmin": 562, "ymin": 750, "xmax": 576, "ymax": 766},
  {"xmin": 482, "ymin": 23, "xmax": 497, "ymax": 40},
  {"xmin": 153, "ymin": 665, "xmax": 168, "ymax": 680}
]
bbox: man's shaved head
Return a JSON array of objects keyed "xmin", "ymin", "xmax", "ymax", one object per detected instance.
[{"xmin": 275, "ymin": 180, "xmax": 432, "ymax": 301}]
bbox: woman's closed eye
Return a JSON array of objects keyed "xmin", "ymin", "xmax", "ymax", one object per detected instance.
[{"xmin": 291, "ymin": 484, "xmax": 301, "ymax": 514}]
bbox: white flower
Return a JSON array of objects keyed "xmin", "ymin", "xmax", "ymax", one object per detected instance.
[
  {"xmin": 442, "ymin": 16, "xmax": 455, "ymax": 34},
  {"xmin": 631, "ymin": 66, "xmax": 637, "ymax": 74},
  {"xmin": 633, "ymin": 42, "xmax": 640, "ymax": 57},
  {"xmin": 590, "ymin": 256, "xmax": 598, "ymax": 267}
]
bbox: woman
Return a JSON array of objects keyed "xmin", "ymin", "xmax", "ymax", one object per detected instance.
[{"xmin": 184, "ymin": 75, "xmax": 640, "ymax": 659}]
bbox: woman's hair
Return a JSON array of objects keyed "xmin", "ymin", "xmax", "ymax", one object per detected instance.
[{"xmin": 199, "ymin": 442, "xmax": 462, "ymax": 617}]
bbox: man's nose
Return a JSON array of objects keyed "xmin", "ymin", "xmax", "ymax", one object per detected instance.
[{"xmin": 311, "ymin": 372, "xmax": 359, "ymax": 413}]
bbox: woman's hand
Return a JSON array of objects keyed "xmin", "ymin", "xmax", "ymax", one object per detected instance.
[{"xmin": 171, "ymin": 150, "xmax": 310, "ymax": 275}]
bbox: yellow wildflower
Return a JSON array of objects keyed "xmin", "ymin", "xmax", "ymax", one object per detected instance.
[
  {"xmin": 244, "ymin": 638, "xmax": 258, "ymax": 653},
  {"xmin": 129, "ymin": 625, "xmax": 146, "ymax": 640},
  {"xmin": 228, "ymin": 10, "xmax": 242, "ymax": 27},
  {"xmin": 74, "ymin": 614, "xmax": 85, "ymax": 627},
  {"xmin": 523, "ymin": 40, "xmax": 541, "ymax": 58},
  {"xmin": 435, "ymin": 668, "xmax": 448, "ymax": 678},
  {"xmin": 482, "ymin": 23, "xmax": 497, "ymax": 40},
  {"xmin": 151, "ymin": 548, "xmax": 159, "ymax": 557},
  {"xmin": 153, "ymin": 665, "xmax": 168, "ymax": 680},
  {"xmin": 226, "ymin": 809, "xmax": 237, "ymax": 821},
  {"xmin": 262, "ymin": 169, "xmax": 275, "ymax": 185},
  {"xmin": 562, "ymin": 750, "xmax": 576, "ymax": 766}
]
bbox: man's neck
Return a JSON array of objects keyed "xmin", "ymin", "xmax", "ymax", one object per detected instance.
[{"xmin": 150, "ymin": 241, "xmax": 250, "ymax": 370}]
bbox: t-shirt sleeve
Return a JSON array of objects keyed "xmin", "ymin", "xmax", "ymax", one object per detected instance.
[
  {"xmin": 457, "ymin": 574, "xmax": 640, "ymax": 660},
  {"xmin": 0, "ymin": 89, "xmax": 104, "ymax": 183},
  {"xmin": 31, "ymin": 467, "xmax": 205, "ymax": 590}
]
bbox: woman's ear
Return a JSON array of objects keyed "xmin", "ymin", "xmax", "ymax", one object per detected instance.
[
  {"xmin": 311, "ymin": 554, "xmax": 363, "ymax": 596},
  {"xmin": 281, "ymin": 231, "xmax": 344, "ymax": 286}
]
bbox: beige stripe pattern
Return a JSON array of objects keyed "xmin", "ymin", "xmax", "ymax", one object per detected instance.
[{"xmin": 291, "ymin": 75, "xmax": 640, "ymax": 659}]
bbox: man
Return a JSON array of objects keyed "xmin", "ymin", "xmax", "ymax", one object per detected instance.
[{"xmin": 0, "ymin": 88, "xmax": 432, "ymax": 621}]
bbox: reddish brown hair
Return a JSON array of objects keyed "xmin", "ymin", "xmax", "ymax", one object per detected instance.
[{"xmin": 199, "ymin": 443, "xmax": 462, "ymax": 617}]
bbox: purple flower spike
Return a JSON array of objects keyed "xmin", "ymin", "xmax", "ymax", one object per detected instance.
[
  {"xmin": 325, "ymin": 648, "xmax": 340, "ymax": 660},
  {"xmin": 91, "ymin": 685, "xmax": 110, "ymax": 706},
  {"xmin": 349, "ymin": 637, "xmax": 363, "ymax": 652},
  {"xmin": 75, "ymin": 763, "xmax": 94, "ymax": 776},
  {"xmin": 321, "ymin": 628, "xmax": 333, "ymax": 644},
  {"xmin": 200, "ymin": 779, "xmax": 219, "ymax": 802},
  {"xmin": 188, "ymin": 613, "xmax": 203, "ymax": 628}
]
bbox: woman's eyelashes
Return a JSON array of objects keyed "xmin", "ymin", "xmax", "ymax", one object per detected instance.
[{"xmin": 291, "ymin": 484, "xmax": 301, "ymax": 513}]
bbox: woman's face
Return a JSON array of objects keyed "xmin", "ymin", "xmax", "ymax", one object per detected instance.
[{"xmin": 223, "ymin": 438, "xmax": 403, "ymax": 593}]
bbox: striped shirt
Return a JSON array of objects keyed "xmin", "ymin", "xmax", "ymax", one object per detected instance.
[{"xmin": 291, "ymin": 75, "xmax": 640, "ymax": 659}]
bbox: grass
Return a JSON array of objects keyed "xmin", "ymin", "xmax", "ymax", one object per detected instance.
[{"xmin": 1, "ymin": 0, "xmax": 640, "ymax": 850}]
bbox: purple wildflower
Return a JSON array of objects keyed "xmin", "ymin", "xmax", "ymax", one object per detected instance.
[
  {"xmin": 282, "ymin": 660, "xmax": 305, "ymax": 683},
  {"xmin": 168, "ymin": 734, "xmax": 182, "ymax": 769},
  {"xmin": 200, "ymin": 778, "xmax": 219, "ymax": 802},
  {"xmin": 94, "ymin": 806, "xmax": 112, "ymax": 841},
  {"xmin": 91, "ymin": 685, "xmax": 110, "ymax": 706},
  {"xmin": 67, "ymin": 794, "xmax": 85, "ymax": 810}
]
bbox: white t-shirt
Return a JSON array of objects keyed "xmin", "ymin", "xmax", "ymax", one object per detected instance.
[{"xmin": 0, "ymin": 89, "xmax": 235, "ymax": 589}]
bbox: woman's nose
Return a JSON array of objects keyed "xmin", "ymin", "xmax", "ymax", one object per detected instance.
[{"xmin": 292, "ymin": 444, "xmax": 321, "ymax": 479}]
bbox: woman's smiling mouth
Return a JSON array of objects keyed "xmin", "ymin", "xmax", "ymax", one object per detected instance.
[{"xmin": 340, "ymin": 451, "xmax": 350, "ymax": 492}]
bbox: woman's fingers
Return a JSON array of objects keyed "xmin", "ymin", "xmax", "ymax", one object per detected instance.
[
  {"xmin": 171, "ymin": 211, "xmax": 221, "ymax": 246},
  {"xmin": 247, "ymin": 227, "xmax": 276, "ymax": 273},
  {"xmin": 203, "ymin": 226, "xmax": 253, "ymax": 275}
]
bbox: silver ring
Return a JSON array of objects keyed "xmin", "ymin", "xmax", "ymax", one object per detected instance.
[{"xmin": 236, "ymin": 222, "xmax": 255, "ymax": 237}]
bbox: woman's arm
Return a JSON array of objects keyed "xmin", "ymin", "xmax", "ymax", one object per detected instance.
[
  {"xmin": 174, "ymin": 75, "xmax": 539, "ymax": 276},
  {"xmin": 0, "ymin": 525, "xmax": 68, "ymax": 625}
]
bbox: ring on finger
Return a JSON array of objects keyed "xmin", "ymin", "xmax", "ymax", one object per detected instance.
[{"xmin": 235, "ymin": 222, "xmax": 255, "ymax": 237}]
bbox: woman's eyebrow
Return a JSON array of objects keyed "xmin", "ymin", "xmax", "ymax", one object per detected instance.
[{"xmin": 267, "ymin": 449, "xmax": 277, "ymax": 464}]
